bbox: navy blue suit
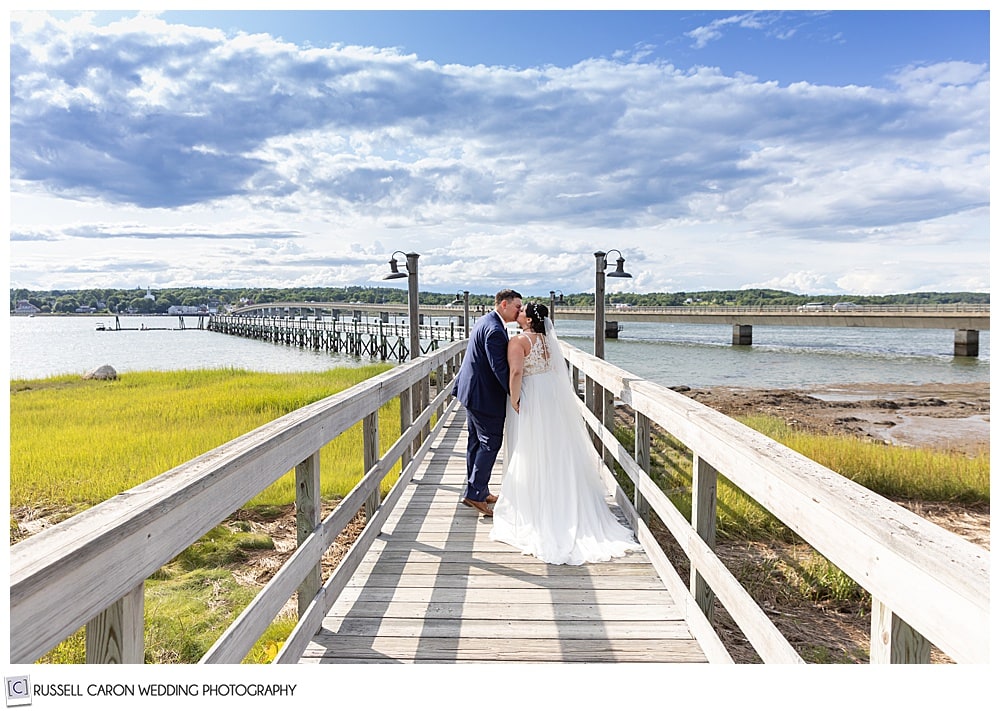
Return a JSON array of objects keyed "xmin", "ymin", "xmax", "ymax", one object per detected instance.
[{"xmin": 452, "ymin": 310, "xmax": 510, "ymax": 502}]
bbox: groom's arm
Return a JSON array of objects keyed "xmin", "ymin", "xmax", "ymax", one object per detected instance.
[{"xmin": 484, "ymin": 326, "xmax": 511, "ymax": 395}]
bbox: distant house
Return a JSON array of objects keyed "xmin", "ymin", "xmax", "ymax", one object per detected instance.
[
  {"xmin": 13, "ymin": 300, "xmax": 40, "ymax": 315},
  {"xmin": 167, "ymin": 305, "xmax": 207, "ymax": 315}
]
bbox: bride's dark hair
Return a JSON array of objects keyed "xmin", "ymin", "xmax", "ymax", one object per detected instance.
[{"xmin": 524, "ymin": 302, "xmax": 548, "ymax": 334}]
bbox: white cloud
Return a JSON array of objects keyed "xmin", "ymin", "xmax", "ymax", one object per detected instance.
[{"xmin": 8, "ymin": 12, "xmax": 989, "ymax": 296}]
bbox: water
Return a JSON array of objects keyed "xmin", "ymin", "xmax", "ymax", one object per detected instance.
[
  {"xmin": 551, "ymin": 319, "xmax": 989, "ymax": 389},
  {"xmin": 7, "ymin": 314, "xmax": 990, "ymax": 389}
]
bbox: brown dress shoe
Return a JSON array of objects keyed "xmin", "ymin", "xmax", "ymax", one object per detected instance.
[
  {"xmin": 461, "ymin": 498, "xmax": 494, "ymax": 517},
  {"xmin": 485, "ymin": 494, "xmax": 498, "ymax": 504}
]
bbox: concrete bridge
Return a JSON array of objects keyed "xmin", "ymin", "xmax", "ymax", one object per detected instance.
[{"xmin": 229, "ymin": 301, "xmax": 989, "ymax": 356}]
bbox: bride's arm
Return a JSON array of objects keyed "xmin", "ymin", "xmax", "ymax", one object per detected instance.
[{"xmin": 507, "ymin": 336, "xmax": 526, "ymax": 413}]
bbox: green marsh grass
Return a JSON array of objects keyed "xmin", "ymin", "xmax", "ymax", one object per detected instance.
[
  {"xmin": 11, "ymin": 366, "xmax": 399, "ymax": 663},
  {"xmin": 738, "ymin": 414, "xmax": 989, "ymax": 504},
  {"xmin": 10, "ymin": 366, "xmax": 398, "ymax": 514},
  {"xmin": 617, "ymin": 413, "xmax": 989, "ymax": 543}
]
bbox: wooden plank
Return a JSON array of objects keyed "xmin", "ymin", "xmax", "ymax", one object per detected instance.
[
  {"xmin": 299, "ymin": 637, "xmax": 707, "ymax": 663},
  {"xmin": 320, "ymin": 617, "xmax": 693, "ymax": 639},
  {"xmin": 344, "ymin": 574, "xmax": 667, "ymax": 590},
  {"xmin": 330, "ymin": 586, "xmax": 674, "ymax": 606},
  {"xmin": 350, "ymin": 560, "xmax": 657, "ymax": 576},
  {"xmin": 367, "ymin": 549, "xmax": 646, "ymax": 565},
  {"xmin": 321, "ymin": 601, "xmax": 680, "ymax": 621}
]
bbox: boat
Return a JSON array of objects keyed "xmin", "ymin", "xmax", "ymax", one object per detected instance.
[{"xmin": 95, "ymin": 322, "xmax": 106, "ymax": 331}]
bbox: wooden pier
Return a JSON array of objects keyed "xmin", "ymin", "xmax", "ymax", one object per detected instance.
[
  {"xmin": 208, "ymin": 313, "xmax": 463, "ymax": 361},
  {"xmin": 9, "ymin": 340, "xmax": 989, "ymax": 666}
]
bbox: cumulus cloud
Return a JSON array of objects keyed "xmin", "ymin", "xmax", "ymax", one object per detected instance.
[{"xmin": 8, "ymin": 12, "xmax": 989, "ymax": 295}]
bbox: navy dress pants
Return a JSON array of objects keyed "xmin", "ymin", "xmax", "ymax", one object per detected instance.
[{"xmin": 463, "ymin": 407, "xmax": 505, "ymax": 501}]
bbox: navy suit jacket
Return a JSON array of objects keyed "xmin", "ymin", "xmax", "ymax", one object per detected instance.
[{"xmin": 452, "ymin": 310, "xmax": 510, "ymax": 416}]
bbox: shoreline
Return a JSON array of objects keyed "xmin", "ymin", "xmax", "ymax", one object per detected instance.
[{"xmin": 680, "ymin": 380, "xmax": 989, "ymax": 456}]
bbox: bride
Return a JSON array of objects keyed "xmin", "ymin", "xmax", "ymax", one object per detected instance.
[{"xmin": 489, "ymin": 302, "xmax": 642, "ymax": 565}]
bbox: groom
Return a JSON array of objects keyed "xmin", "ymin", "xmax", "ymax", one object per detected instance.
[{"xmin": 451, "ymin": 288, "xmax": 523, "ymax": 517}]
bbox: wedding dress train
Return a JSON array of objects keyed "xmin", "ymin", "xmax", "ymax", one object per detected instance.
[{"xmin": 489, "ymin": 321, "xmax": 642, "ymax": 565}]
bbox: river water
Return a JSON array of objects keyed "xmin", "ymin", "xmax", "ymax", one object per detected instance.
[{"xmin": 7, "ymin": 314, "xmax": 990, "ymax": 389}]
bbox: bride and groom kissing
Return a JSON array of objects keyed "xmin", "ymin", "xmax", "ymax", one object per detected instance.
[{"xmin": 451, "ymin": 289, "xmax": 640, "ymax": 566}]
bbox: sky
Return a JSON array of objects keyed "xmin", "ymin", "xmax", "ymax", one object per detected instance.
[{"xmin": 6, "ymin": 5, "xmax": 992, "ymax": 298}]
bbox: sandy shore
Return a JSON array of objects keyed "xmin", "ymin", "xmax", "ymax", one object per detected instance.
[{"xmin": 678, "ymin": 381, "xmax": 989, "ymax": 456}]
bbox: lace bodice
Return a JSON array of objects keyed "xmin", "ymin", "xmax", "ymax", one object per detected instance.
[{"xmin": 522, "ymin": 334, "xmax": 552, "ymax": 376}]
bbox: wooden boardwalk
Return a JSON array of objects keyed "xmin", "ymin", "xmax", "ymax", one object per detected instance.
[{"xmin": 299, "ymin": 407, "xmax": 708, "ymax": 663}]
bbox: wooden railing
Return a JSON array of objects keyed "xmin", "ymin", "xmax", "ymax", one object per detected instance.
[
  {"xmin": 560, "ymin": 342, "xmax": 990, "ymax": 664},
  {"xmin": 9, "ymin": 341, "xmax": 466, "ymax": 664}
]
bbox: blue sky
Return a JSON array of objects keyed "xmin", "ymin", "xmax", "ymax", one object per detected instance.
[{"xmin": 8, "ymin": 7, "xmax": 991, "ymax": 296}]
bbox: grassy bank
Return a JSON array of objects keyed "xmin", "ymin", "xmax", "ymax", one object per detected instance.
[
  {"xmin": 625, "ymin": 413, "xmax": 990, "ymax": 542},
  {"xmin": 10, "ymin": 366, "xmax": 395, "ymax": 663},
  {"xmin": 10, "ymin": 366, "xmax": 396, "ymax": 515}
]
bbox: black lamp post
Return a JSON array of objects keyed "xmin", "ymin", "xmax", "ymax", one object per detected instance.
[
  {"xmin": 549, "ymin": 290, "xmax": 565, "ymax": 323},
  {"xmin": 383, "ymin": 251, "xmax": 420, "ymax": 360},
  {"xmin": 460, "ymin": 290, "xmax": 470, "ymax": 338},
  {"xmin": 594, "ymin": 250, "xmax": 632, "ymax": 359}
]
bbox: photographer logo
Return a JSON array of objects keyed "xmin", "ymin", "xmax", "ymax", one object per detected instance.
[{"xmin": 5, "ymin": 676, "xmax": 31, "ymax": 707}]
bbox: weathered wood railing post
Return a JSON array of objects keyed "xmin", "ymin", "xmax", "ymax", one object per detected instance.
[
  {"xmin": 295, "ymin": 452, "xmax": 321, "ymax": 621},
  {"xmin": 584, "ymin": 375, "xmax": 598, "ymax": 448},
  {"xmin": 633, "ymin": 412, "xmax": 651, "ymax": 523},
  {"xmin": 691, "ymin": 454, "xmax": 718, "ymax": 622},
  {"xmin": 85, "ymin": 583, "xmax": 144, "ymax": 663},
  {"xmin": 421, "ymin": 373, "xmax": 431, "ymax": 444},
  {"xmin": 434, "ymin": 361, "xmax": 446, "ymax": 422},
  {"xmin": 870, "ymin": 600, "xmax": 931, "ymax": 663},
  {"xmin": 601, "ymin": 385, "xmax": 615, "ymax": 471},
  {"xmin": 400, "ymin": 387, "xmax": 413, "ymax": 469},
  {"xmin": 363, "ymin": 412, "xmax": 381, "ymax": 521}
]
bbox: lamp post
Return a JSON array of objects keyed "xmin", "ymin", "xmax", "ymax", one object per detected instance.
[
  {"xmin": 383, "ymin": 251, "xmax": 420, "ymax": 360},
  {"xmin": 549, "ymin": 290, "xmax": 565, "ymax": 323},
  {"xmin": 593, "ymin": 250, "xmax": 632, "ymax": 359},
  {"xmin": 461, "ymin": 290, "xmax": 470, "ymax": 338}
]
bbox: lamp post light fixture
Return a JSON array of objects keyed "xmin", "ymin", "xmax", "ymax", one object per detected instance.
[
  {"xmin": 383, "ymin": 251, "xmax": 420, "ymax": 360},
  {"xmin": 593, "ymin": 250, "xmax": 632, "ymax": 359}
]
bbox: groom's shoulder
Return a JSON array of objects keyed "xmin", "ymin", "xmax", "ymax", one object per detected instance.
[{"xmin": 478, "ymin": 311, "xmax": 500, "ymax": 330}]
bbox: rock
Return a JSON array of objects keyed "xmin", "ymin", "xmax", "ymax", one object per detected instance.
[{"xmin": 83, "ymin": 365, "xmax": 118, "ymax": 380}]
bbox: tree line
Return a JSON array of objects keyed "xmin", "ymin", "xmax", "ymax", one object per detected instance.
[{"xmin": 9, "ymin": 285, "xmax": 989, "ymax": 315}]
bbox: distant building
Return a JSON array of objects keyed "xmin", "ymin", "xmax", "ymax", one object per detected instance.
[
  {"xmin": 13, "ymin": 300, "xmax": 40, "ymax": 314},
  {"xmin": 167, "ymin": 305, "xmax": 206, "ymax": 315}
]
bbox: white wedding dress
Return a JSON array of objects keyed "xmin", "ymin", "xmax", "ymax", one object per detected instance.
[{"xmin": 489, "ymin": 320, "xmax": 642, "ymax": 565}]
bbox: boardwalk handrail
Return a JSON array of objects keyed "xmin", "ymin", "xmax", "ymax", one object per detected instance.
[
  {"xmin": 560, "ymin": 342, "xmax": 990, "ymax": 664},
  {"xmin": 9, "ymin": 341, "xmax": 466, "ymax": 664}
]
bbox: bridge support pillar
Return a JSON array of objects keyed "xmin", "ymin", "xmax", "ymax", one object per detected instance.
[
  {"xmin": 954, "ymin": 329, "xmax": 979, "ymax": 357},
  {"xmin": 732, "ymin": 324, "xmax": 752, "ymax": 346},
  {"xmin": 605, "ymin": 321, "xmax": 620, "ymax": 339}
]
